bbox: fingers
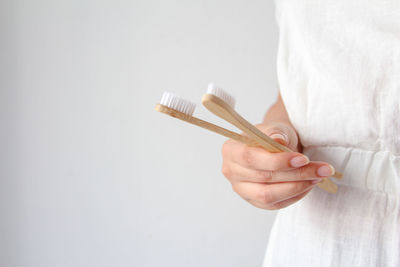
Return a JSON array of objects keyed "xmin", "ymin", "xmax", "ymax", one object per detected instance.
[
  {"xmin": 247, "ymin": 187, "xmax": 313, "ymax": 210},
  {"xmin": 222, "ymin": 139, "xmax": 310, "ymax": 171},
  {"xmin": 221, "ymin": 122, "xmax": 333, "ymax": 210},
  {"xmin": 232, "ymin": 180, "xmax": 316, "ymax": 207},
  {"xmin": 223, "ymin": 161, "xmax": 334, "ymax": 183}
]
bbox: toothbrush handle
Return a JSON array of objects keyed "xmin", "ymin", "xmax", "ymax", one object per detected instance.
[{"xmin": 155, "ymin": 104, "xmax": 259, "ymax": 146}]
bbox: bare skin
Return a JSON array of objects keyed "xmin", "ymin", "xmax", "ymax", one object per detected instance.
[{"xmin": 221, "ymin": 92, "xmax": 335, "ymax": 210}]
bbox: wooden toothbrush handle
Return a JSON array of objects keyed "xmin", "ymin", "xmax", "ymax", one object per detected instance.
[{"xmin": 155, "ymin": 104, "xmax": 259, "ymax": 146}]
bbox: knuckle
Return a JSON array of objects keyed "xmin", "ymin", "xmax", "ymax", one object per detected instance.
[
  {"xmin": 242, "ymin": 147, "xmax": 254, "ymax": 167},
  {"xmin": 268, "ymin": 159, "xmax": 281, "ymax": 171},
  {"xmin": 295, "ymin": 165, "xmax": 308, "ymax": 179},
  {"xmin": 221, "ymin": 164, "xmax": 232, "ymax": 180},
  {"xmin": 272, "ymin": 201, "xmax": 288, "ymax": 210},
  {"xmin": 293, "ymin": 181, "xmax": 307, "ymax": 193},
  {"xmin": 221, "ymin": 141, "xmax": 231, "ymax": 158},
  {"xmin": 231, "ymin": 183, "xmax": 240, "ymax": 194},
  {"xmin": 256, "ymin": 188, "xmax": 274, "ymax": 205},
  {"xmin": 255, "ymin": 169, "xmax": 273, "ymax": 181}
]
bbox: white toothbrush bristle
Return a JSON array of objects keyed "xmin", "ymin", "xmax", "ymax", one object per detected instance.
[
  {"xmin": 207, "ymin": 83, "xmax": 236, "ymax": 108},
  {"xmin": 160, "ymin": 92, "xmax": 196, "ymax": 116}
]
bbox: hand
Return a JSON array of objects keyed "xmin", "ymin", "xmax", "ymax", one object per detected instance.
[{"xmin": 221, "ymin": 122, "xmax": 335, "ymax": 210}]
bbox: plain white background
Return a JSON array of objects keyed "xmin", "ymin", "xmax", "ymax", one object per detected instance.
[{"xmin": 1, "ymin": 0, "xmax": 280, "ymax": 266}]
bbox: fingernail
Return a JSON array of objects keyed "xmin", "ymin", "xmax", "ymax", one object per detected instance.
[
  {"xmin": 270, "ymin": 133, "xmax": 285, "ymax": 140},
  {"xmin": 317, "ymin": 164, "xmax": 335, "ymax": 177},
  {"xmin": 270, "ymin": 133, "xmax": 287, "ymax": 145},
  {"xmin": 290, "ymin": 155, "xmax": 310, "ymax": 168},
  {"xmin": 312, "ymin": 178, "xmax": 323, "ymax": 184}
]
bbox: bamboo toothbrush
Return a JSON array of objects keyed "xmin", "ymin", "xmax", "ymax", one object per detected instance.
[
  {"xmin": 155, "ymin": 90, "xmax": 342, "ymax": 193},
  {"xmin": 202, "ymin": 83, "xmax": 343, "ymax": 193},
  {"xmin": 155, "ymin": 92, "xmax": 260, "ymax": 147}
]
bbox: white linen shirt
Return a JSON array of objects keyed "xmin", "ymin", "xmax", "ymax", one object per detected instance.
[{"xmin": 263, "ymin": 1, "xmax": 400, "ymax": 266}]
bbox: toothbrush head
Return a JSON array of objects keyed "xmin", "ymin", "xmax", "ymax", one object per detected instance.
[
  {"xmin": 207, "ymin": 83, "xmax": 236, "ymax": 109},
  {"xmin": 159, "ymin": 92, "xmax": 196, "ymax": 116}
]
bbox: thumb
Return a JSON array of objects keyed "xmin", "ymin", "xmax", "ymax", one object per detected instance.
[{"xmin": 256, "ymin": 122, "xmax": 300, "ymax": 152}]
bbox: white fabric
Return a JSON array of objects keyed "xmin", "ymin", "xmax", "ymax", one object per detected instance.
[{"xmin": 263, "ymin": 1, "xmax": 400, "ymax": 266}]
